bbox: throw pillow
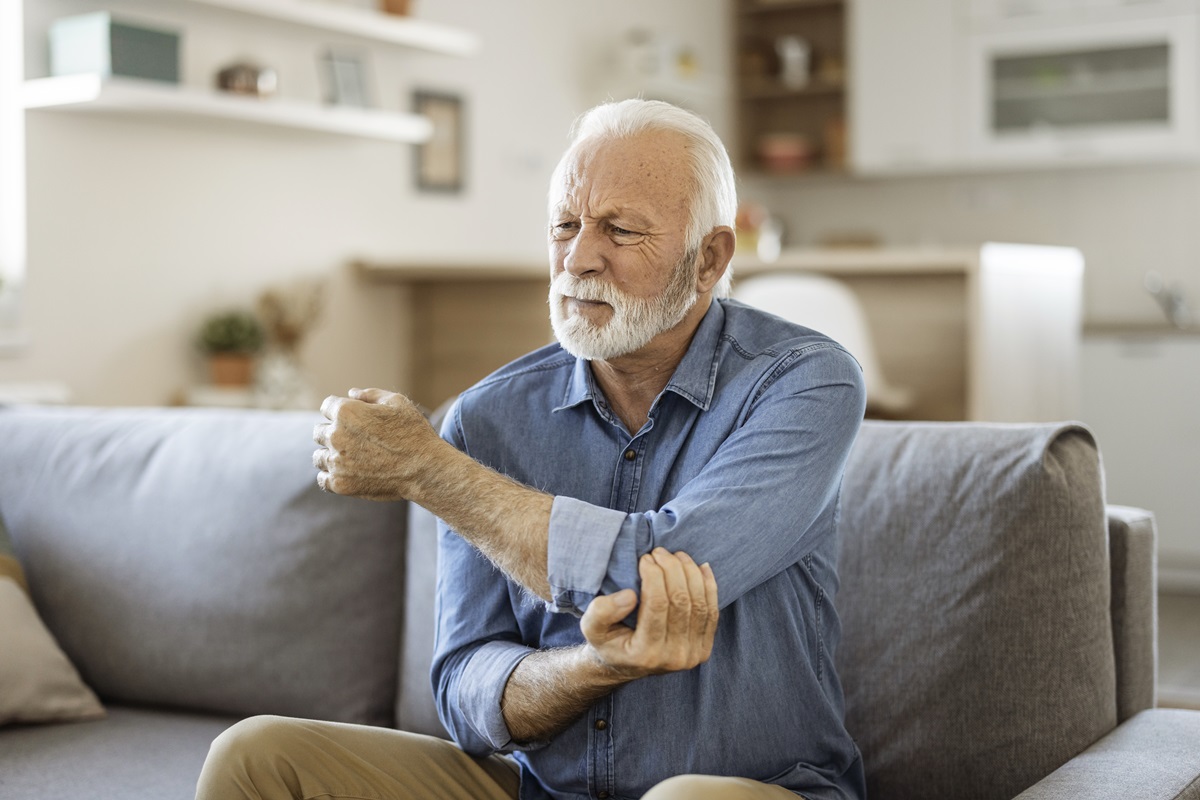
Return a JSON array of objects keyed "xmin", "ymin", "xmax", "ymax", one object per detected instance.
[{"xmin": 0, "ymin": 513, "xmax": 105, "ymax": 726}]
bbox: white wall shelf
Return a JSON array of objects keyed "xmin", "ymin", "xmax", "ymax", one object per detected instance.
[
  {"xmin": 23, "ymin": 74, "xmax": 434, "ymax": 143},
  {"xmin": 174, "ymin": 0, "xmax": 479, "ymax": 56}
]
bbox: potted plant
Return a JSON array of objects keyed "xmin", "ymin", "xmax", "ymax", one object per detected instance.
[{"xmin": 197, "ymin": 309, "xmax": 265, "ymax": 387}]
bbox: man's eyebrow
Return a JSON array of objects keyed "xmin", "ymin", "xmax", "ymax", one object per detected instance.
[
  {"xmin": 601, "ymin": 207, "xmax": 655, "ymax": 228},
  {"xmin": 550, "ymin": 200, "xmax": 657, "ymax": 228}
]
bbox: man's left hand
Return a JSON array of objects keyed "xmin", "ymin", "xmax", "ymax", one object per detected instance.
[
  {"xmin": 579, "ymin": 548, "xmax": 719, "ymax": 681},
  {"xmin": 313, "ymin": 388, "xmax": 441, "ymax": 500}
]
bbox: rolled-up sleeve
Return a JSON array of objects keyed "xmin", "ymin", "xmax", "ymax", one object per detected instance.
[
  {"xmin": 432, "ymin": 518, "xmax": 541, "ymax": 756},
  {"xmin": 451, "ymin": 640, "xmax": 532, "ymax": 751},
  {"xmin": 547, "ymin": 497, "xmax": 630, "ymax": 615}
]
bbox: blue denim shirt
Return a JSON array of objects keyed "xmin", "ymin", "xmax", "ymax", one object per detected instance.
[{"xmin": 431, "ymin": 299, "xmax": 868, "ymax": 800}]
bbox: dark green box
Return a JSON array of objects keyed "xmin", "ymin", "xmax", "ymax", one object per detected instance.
[{"xmin": 49, "ymin": 12, "xmax": 180, "ymax": 84}]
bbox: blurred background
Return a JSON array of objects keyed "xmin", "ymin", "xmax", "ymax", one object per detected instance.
[{"xmin": 0, "ymin": 0, "xmax": 1197, "ymax": 702}]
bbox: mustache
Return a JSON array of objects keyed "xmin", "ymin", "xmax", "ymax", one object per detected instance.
[{"xmin": 549, "ymin": 274, "xmax": 622, "ymax": 305}]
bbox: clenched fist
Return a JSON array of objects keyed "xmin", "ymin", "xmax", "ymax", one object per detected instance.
[{"xmin": 313, "ymin": 387, "xmax": 442, "ymax": 501}]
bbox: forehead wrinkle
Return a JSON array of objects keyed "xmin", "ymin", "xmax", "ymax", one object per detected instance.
[{"xmin": 551, "ymin": 131, "xmax": 692, "ymax": 227}]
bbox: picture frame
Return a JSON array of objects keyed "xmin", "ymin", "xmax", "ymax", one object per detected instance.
[
  {"xmin": 413, "ymin": 90, "xmax": 465, "ymax": 193},
  {"xmin": 319, "ymin": 49, "xmax": 372, "ymax": 108}
]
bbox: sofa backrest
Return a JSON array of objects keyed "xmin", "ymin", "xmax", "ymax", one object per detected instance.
[
  {"xmin": 836, "ymin": 421, "xmax": 1118, "ymax": 800},
  {"xmin": 0, "ymin": 406, "xmax": 407, "ymax": 727}
]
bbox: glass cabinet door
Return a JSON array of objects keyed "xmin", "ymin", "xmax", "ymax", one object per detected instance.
[
  {"xmin": 990, "ymin": 42, "xmax": 1170, "ymax": 134},
  {"xmin": 967, "ymin": 12, "xmax": 1199, "ymax": 165}
]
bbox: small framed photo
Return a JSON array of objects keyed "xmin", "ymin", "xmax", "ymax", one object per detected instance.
[
  {"xmin": 319, "ymin": 49, "xmax": 372, "ymax": 107},
  {"xmin": 413, "ymin": 90, "xmax": 465, "ymax": 192}
]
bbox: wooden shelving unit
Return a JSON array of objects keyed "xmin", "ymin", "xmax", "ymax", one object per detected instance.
[{"xmin": 734, "ymin": 0, "xmax": 849, "ymax": 176}]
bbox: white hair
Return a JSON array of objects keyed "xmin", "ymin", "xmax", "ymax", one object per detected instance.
[{"xmin": 550, "ymin": 99, "xmax": 738, "ymax": 298}]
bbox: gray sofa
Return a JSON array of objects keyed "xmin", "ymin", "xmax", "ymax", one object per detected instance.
[{"xmin": 0, "ymin": 405, "xmax": 1197, "ymax": 800}]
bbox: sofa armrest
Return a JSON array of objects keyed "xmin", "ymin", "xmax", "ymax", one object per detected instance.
[
  {"xmin": 1107, "ymin": 505, "xmax": 1158, "ymax": 721},
  {"xmin": 1013, "ymin": 709, "xmax": 1200, "ymax": 800}
]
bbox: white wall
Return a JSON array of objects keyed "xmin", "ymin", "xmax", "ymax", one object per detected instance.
[{"xmin": 0, "ymin": 0, "xmax": 732, "ymax": 406}]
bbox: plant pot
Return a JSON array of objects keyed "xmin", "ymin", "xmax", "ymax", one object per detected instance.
[
  {"xmin": 209, "ymin": 353, "xmax": 255, "ymax": 387},
  {"xmin": 379, "ymin": 0, "xmax": 412, "ymax": 15}
]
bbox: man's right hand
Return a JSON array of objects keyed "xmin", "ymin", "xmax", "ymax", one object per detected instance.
[{"xmin": 580, "ymin": 548, "xmax": 719, "ymax": 681}]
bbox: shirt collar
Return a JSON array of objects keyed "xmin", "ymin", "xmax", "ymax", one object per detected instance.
[{"xmin": 554, "ymin": 299, "xmax": 725, "ymax": 414}]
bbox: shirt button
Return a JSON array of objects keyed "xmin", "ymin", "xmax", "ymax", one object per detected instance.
[
  {"xmin": 623, "ymin": 449, "xmax": 636, "ymax": 461},
  {"xmin": 595, "ymin": 719, "xmax": 607, "ymax": 730},
  {"xmin": 598, "ymin": 793, "xmax": 610, "ymax": 799}
]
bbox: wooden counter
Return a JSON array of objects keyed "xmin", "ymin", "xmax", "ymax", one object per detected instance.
[{"xmin": 357, "ymin": 244, "xmax": 1085, "ymax": 422}]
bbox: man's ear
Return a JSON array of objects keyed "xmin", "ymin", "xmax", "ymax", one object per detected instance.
[{"xmin": 696, "ymin": 227, "xmax": 736, "ymax": 294}]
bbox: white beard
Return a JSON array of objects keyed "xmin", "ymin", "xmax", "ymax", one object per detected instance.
[{"xmin": 548, "ymin": 249, "xmax": 700, "ymax": 361}]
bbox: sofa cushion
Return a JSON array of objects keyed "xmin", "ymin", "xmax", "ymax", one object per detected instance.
[
  {"xmin": 0, "ymin": 705, "xmax": 236, "ymax": 800},
  {"xmin": 0, "ymin": 579, "xmax": 106, "ymax": 727},
  {"xmin": 0, "ymin": 512, "xmax": 104, "ymax": 727},
  {"xmin": 0, "ymin": 406, "xmax": 407, "ymax": 726},
  {"xmin": 836, "ymin": 421, "xmax": 1117, "ymax": 800}
]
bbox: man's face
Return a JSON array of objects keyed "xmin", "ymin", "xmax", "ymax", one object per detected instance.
[{"xmin": 547, "ymin": 130, "xmax": 700, "ymax": 361}]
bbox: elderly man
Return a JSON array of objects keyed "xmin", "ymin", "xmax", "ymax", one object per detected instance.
[{"xmin": 196, "ymin": 99, "xmax": 867, "ymax": 800}]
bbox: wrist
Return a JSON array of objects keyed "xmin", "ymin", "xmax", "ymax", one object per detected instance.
[
  {"xmin": 579, "ymin": 642, "xmax": 646, "ymax": 686},
  {"xmin": 402, "ymin": 434, "xmax": 467, "ymax": 507}
]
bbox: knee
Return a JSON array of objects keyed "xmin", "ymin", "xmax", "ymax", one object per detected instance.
[
  {"xmin": 206, "ymin": 715, "xmax": 296, "ymax": 766},
  {"xmin": 197, "ymin": 715, "xmax": 300, "ymax": 797},
  {"xmin": 643, "ymin": 775, "xmax": 729, "ymax": 800}
]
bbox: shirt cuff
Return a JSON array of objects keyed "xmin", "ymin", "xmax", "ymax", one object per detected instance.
[
  {"xmin": 457, "ymin": 640, "xmax": 534, "ymax": 752},
  {"xmin": 547, "ymin": 496, "xmax": 630, "ymax": 616}
]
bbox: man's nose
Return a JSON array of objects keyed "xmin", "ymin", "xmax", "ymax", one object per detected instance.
[{"xmin": 563, "ymin": 225, "xmax": 606, "ymax": 278}]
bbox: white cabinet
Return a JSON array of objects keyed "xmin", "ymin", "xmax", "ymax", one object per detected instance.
[
  {"xmin": 850, "ymin": 0, "xmax": 1200, "ymax": 173},
  {"xmin": 850, "ymin": 0, "xmax": 965, "ymax": 174},
  {"xmin": 964, "ymin": 12, "xmax": 1200, "ymax": 168},
  {"xmin": 1080, "ymin": 332, "xmax": 1200, "ymax": 589}
]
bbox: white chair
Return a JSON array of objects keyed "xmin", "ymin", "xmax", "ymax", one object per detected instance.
[{"xmin": 733, "ymin": 272, "xmax": 914, "ymax": 417}]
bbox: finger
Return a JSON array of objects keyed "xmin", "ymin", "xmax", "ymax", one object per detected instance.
[
  {"xmin": 312, "ymin": 448, "xmax": 326, "ymax": 470},
  {"xmin": 674, "ymin": 551, "xmax": 705, "ymax": 601},
  {"xmin": 320, "ymin": 395, "xmax": 344, "ymax": 421},
  {"xmin": 349, "ymin": 387, "xmax": 393, "ymax": 405},
  {"xmin": 702, "ymin": 562, "xmax": 719, "ymax": 652},
  {"xmin": 674, "ymin": 551, "xmax": 710, "ymax": 647},
  {"xmin": 313, "ymin": 423, "xmax": 330, "ymax": 447},
  {"xmin": 690, "ymin": 562, "xmax": 720, "ymax": 664},
  {"xmin": 580, "ymin": 590, "xmax": 638, "ymax": 644},
  {"xmin": 652, "ymin": 548, "xmax": 692, "ymax": 643},
  {"xmin": 633, "ymin": 553, "xmax": 668, "ymax": 646},
  {"xmin": 316, "ymin": 470, "xmax": 330, "ymax": 492}
]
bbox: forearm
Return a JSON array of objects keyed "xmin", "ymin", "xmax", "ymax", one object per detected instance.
[
  {"xmin": 500, "ymin": 644, "xmax": 632, "ymax": 745},
  {"xmin": 315, "ymin": 389, "xmax": 555, "ymax": 599},
  {"xmin": 501, "ymin": 549, "xmax": 718, "ymax": 745},
  {"xmin": 412, "ymin": 443, "xmax": 554, "ymax": 600}
]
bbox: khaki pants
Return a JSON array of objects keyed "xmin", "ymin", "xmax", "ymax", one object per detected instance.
[{"xmin": 196, "ymin": 715, "xmax": 800, "ymax": 800}]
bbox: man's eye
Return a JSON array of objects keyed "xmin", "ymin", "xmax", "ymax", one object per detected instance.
[
  {"xmin": 552, "ymin": 221, "xmax": 579, "ymax": 236},
  {"xmin": 611, "ymin": 226, "xmax": 638, "ymax": 236}
]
